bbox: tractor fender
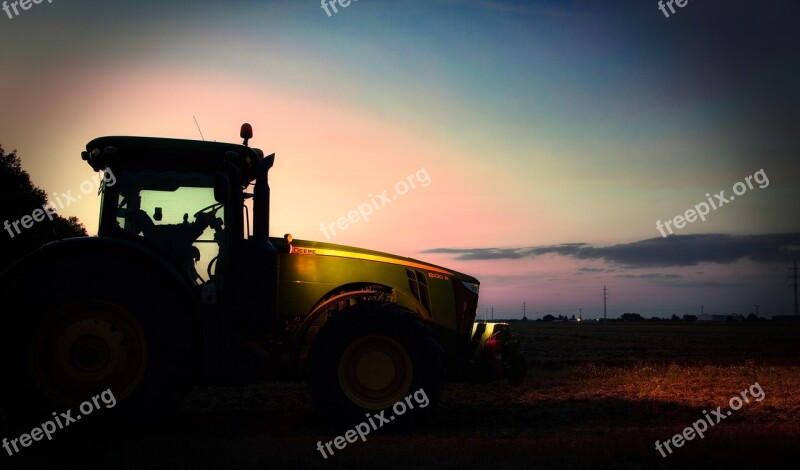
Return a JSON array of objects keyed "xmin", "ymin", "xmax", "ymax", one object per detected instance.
[
  {"xmin": 288, "ymin": 282, "xmax": 432, "ymax": 373},
  {"xmin": 289, "ymin": 287, "xmax": 380, "ymax": 373},
  {"xmin": 0, "ymin": 236, "xmax": 200, "ymax": 345}
]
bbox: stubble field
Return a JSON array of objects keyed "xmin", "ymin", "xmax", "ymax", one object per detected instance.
[{"xmin": 4, "ymin": 322, "xmax": 800, "ymax": 469}]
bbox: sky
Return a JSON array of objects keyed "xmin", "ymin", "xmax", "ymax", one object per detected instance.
[{"xmin": 1, "ymin": 0, "xmax": 798, "ymax": 318}]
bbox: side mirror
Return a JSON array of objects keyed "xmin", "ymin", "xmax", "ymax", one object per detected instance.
[{"xmin": 213, "ymin": 172, "xmax": 230, "ymax": 204}]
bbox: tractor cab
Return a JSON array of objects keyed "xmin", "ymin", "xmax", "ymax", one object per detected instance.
[
  {"xmin": 83, "ymin": 125, "xmax": 277, "ymax": 306},
  {"xmin": 111, "ymin": 169, "xmax": 225, "ymax": 284}
]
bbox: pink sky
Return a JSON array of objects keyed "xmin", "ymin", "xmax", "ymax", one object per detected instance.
[{"xmin": 1, "ymin": 0, "xmax": 797, "ymax": 317}]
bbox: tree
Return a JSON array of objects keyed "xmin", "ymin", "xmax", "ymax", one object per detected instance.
[
  {"xmin": 682, "ymin": 314, "xmax": 698, "ymax": 322},
  {"xmin": 671, "ymin": 314, "xmax": 680, "ymax": 321},
  {"xmin": 620, "ymin": 313, "xmax": 644, "ymax": 322},
  {"xmin": 542, "ymin": 314, "xmax": 555, "ymax": 322},
  {"xmin": 0, "ymin": 145, "xmax": 86, "ymax": 272}
]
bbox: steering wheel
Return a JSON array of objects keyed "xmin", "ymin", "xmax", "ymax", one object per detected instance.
[{"xmin": 193, "ymin": 202, "xmax": 224, "ymax": 219}]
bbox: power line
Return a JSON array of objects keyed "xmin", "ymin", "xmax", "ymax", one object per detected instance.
[{"xmin": 490, "ymin": 304, "xmax": 792, "ymax": 319}]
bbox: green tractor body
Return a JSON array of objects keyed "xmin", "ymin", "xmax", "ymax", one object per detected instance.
[{"xmin": 0, "ymin": 127, "xmax": 525, "ymax": 426}]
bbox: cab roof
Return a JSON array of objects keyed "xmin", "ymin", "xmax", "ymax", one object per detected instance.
[{"xmin": 83, "ymin": 136, "xmax": 264, "ymax": 183}]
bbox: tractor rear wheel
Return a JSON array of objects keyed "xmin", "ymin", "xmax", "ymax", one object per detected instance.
[{"xmin": 0, "ymin": 253, "xmax": 196, "ymax": 431}]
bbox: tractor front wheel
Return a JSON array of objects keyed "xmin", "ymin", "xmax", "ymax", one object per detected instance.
[{"xmin": 307, "ymin": 302, "xmax": 445, "ymax": 425}]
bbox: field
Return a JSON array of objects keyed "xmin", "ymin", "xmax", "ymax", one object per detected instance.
[{"xmin": 4, "ymin": 322, "xmax": 800, "ymax": 469}]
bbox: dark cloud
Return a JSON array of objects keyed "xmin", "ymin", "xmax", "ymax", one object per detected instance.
[
  {"xmin": 613, "ymin": 273, "xmax": 683, "ymax": 279},
  {"xmin": 661, "ymin": 280, "xmax": 740, "ymax": 289},
  {"xmin": 423, "ymin": 233, "xmax": 800, "ymax": 267}
]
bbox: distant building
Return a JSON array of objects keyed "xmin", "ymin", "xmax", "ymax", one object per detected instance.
[
  {"xmin": 771, "ymin": 315, "xmax": 800, "ymax": 322},
  {"xmin": 698, "ymin": 314, "xmax": 745, "ymax": 322}
]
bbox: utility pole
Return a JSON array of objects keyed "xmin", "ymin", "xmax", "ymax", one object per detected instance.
[
  {"xmin": 602, "ymin": 286, "xmax": 609, "ymax": 320},
  {"xmin": 789, "ymin": 261, "xmax": 799, "ymax": 316},
  {"xmin": 578, "ymin": 308, "xmax": 582, "ymax": 321},
  {"xmin": 522, "ymin": 301, "xmax": 527, "ymax": 321},
  {"xmin": 701, "ymin": 305, "xmax": 704, "ymax": 315},
  {"xmin": 491, "ymin": 307, "xmax": 494, "ymax": 321},
  {"xmin": 754, "ymin": 304, "xmax": 759, "ymax": 316}
]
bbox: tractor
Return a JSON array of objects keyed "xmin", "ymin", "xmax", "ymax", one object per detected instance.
[{"xmin": 0, "ymin": 124, "xmax": 525, "ymax": 428}]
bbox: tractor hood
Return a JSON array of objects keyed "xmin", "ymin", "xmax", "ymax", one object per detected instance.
[{"xmin": 280, "ymin": 238, "xmax": 479, "ymax": 284}]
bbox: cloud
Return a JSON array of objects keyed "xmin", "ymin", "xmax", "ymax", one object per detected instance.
[
  {"xmin": 423, "ymin": 233, "xmax": 800, "ymax": 267},
  {"xmin": 578, "ymin": 267, "xmax": 607, "ymax": 273}
]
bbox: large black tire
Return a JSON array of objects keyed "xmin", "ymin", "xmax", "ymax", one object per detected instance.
[
  {"xmin": 0, "ymin": 250, "xmax": 196, "ymax": 434},
  {"xmin": 307, "ymin": 302, "xmax": 445, "ymax": 425}
]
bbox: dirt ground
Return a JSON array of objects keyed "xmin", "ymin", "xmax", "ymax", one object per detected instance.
[{"xmin": 3, "ymin": 322, "xmax": 800, "ymax": 469}]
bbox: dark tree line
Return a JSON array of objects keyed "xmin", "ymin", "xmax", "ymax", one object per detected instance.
[{"xmin": 0, "ymin": 145, "xmax": 86, "ymax": 272}]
